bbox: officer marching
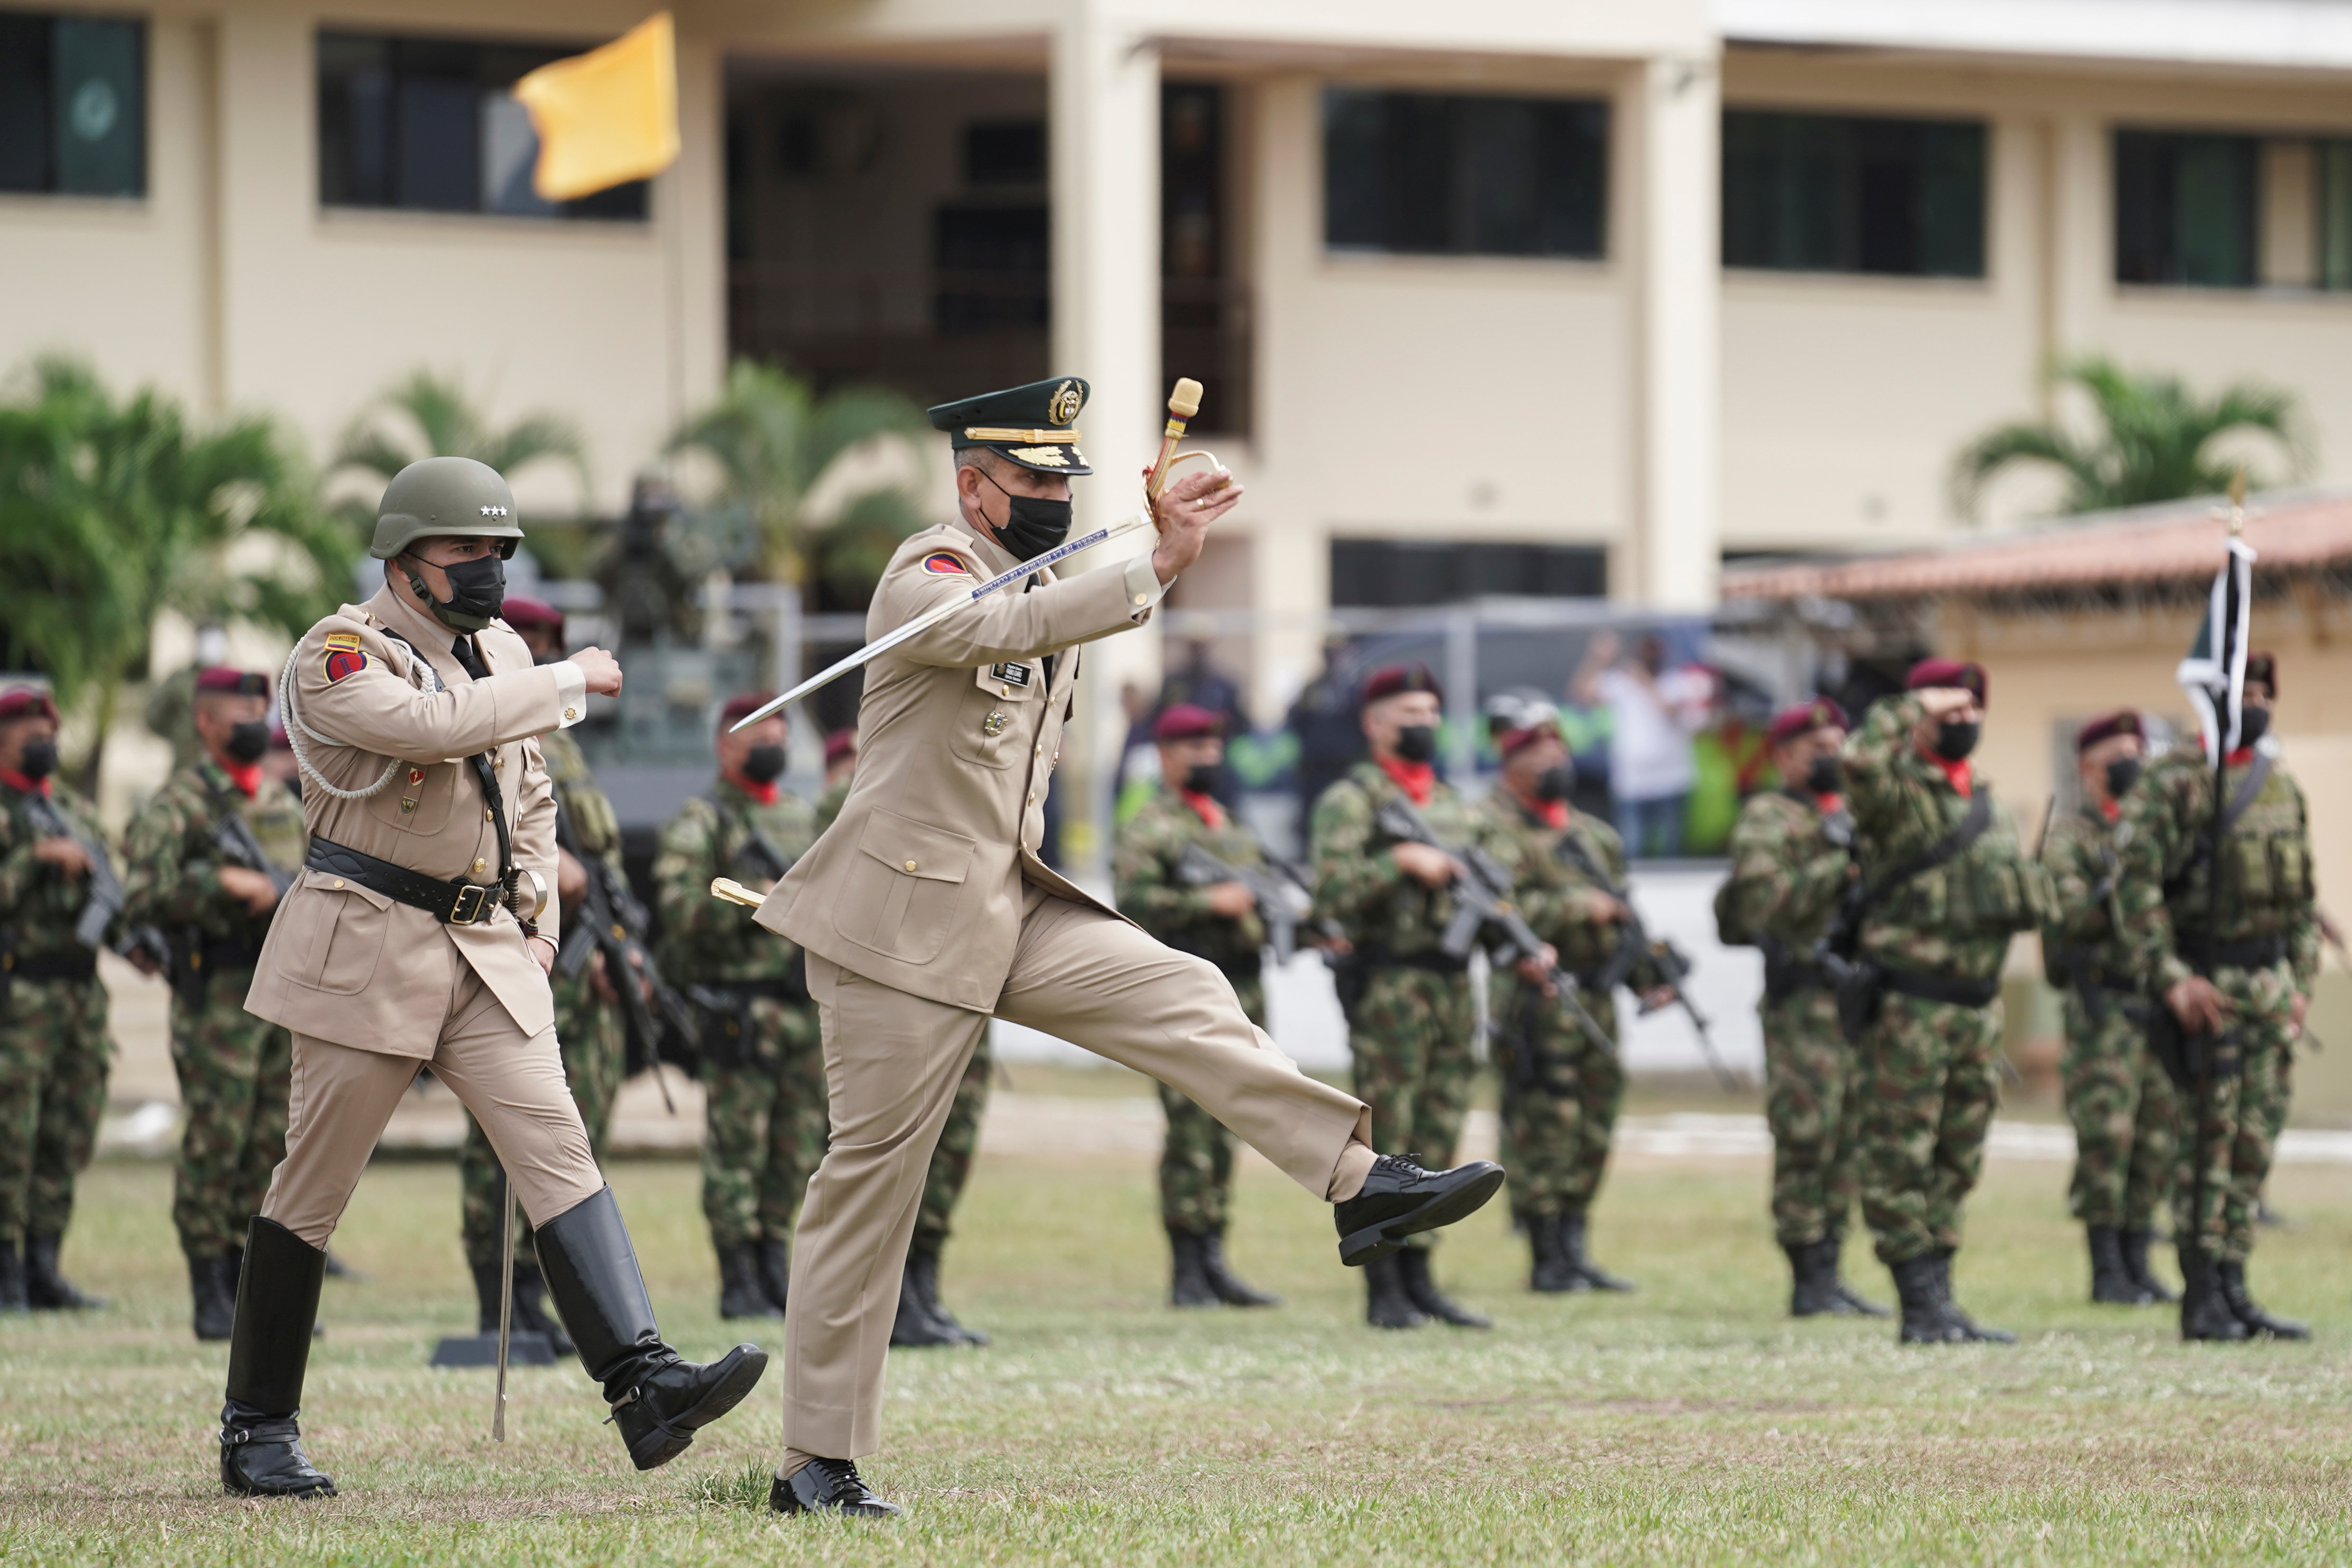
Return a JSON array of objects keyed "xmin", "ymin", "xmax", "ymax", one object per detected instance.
[
  {"xmin": 211, "ymin": 457, "xmax": 767, "ymax": 1499},
  {"xmin": 2038, "ymin": 709, "xmax": 2178, "ymax": 1307},
  {"xmin": 747, "ymin": 377, "xmax": 1502, "ymax": 1516},
  {"xmin": 1112, "ymin": 702, "xmax": 1283, "ymax": 1310},
  {"xmin": 121, "ymin": 668, "xmax": 308, "ymax": 1340}
]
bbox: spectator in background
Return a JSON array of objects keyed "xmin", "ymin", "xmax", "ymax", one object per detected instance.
[
  {"xmin": 1160, "ymin": 638, "xmax": 1252, "ymax": 740},
  {"xmin": 1286, "ymin": 636, "xmax": 1365, "ymax": 825},
  {"xmin": 1684, "ymin": 670, "xmax": 1775, "ymax": 857},
  {"xmin": 1573, "ymin": 631, "xmax": 1710, "ymax": 859}
]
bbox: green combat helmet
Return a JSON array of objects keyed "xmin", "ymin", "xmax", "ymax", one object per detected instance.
[{"xmin": 370, "ymin": 457, "xmax": 525, "ymax": 632}]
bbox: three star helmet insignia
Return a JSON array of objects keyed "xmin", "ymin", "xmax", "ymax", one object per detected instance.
[{"xmin": 479, "ymin": 504, "xmax": 509, "ymax": 517}]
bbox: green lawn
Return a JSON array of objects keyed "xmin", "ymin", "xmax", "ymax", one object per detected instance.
[{"xmin": 3, "ymin": 1141, "xmax": 2348, "ymax": 1565}]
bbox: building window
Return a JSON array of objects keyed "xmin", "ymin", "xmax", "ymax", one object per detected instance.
[
  {"xmin": 2316, "ymin": 140, "xmax": 2352, "ymax": 290},
  {"xmin": 0, "ymin": 11, "xmax": 144, "ymax": 198},
  {"xmin": 1331, "ymin": 539, "xmax": 1607, "ymax": 607},
  {"xmin": 1324, "ymin": 88, "xmax": 1607, "ymax": 259},
  {"xmin": 317, "ymin": 30, "xmax": 648, "ymax": 220},
  {"xmin": 2114, "ymin": 130, "xmax": 2259, "ymax": 288},
  {"xmin": 1721, "ymin": 111, "xmax": 1985, "ymax": 278}
]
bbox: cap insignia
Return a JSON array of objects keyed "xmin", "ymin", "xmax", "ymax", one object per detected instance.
[{"xmin": 1048, "ymin": 380, "xmax": 1082, "ymax": 426}]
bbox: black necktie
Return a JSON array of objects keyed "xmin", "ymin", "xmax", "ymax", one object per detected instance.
[{"xmin": 451, "ymin": 636, "xmax": 489, "ymax": 682}]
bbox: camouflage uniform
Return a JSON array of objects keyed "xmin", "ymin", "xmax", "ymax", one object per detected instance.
[
  {"xmin": 2041, "ymin": 800, "xmax": 2176, "ymax": 1232},
  {"xmin": 1721, "ymin": 789, "xmax": 1862, "ymax": 1249},
  {"xmin": 1114, "ymin": 786, "xmax": 1270, "ymax": 1232},
  {"xmin": 1842, "ymin": 695, "xmax": 2048, "ymax": 1267},
  {"xmin": 1311, "ymin": 762, "xmax": 1501, "ymax": 1241},
  {"xmin": 656, "ymin": 778, "xmax": 823, "ymax": 1251},
  {"xmin": 457, "ymin": 728, "xmax": 628, "ymax": 1270},
  {"xmin": 119, "ymin": 762, "xmax": 307, "ymax": 1261},
  {"xmin": 2114, "ymin": 744, "xmax": 2316, "ymax": 1266},
  {"xmin": 0, "ymin": 778, "xmax": 115, "ymax": 1249}
]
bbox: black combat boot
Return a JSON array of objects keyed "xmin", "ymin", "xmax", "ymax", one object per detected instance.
[
  {"xmin": 1529, "ymin": 1213, "xmax": 1580, "ymax": 1294},
  {"xmin": 772, "ymin": 1457, "xmax": 904, "ymax": 1517},
  {"xmin": 1397, "ymin": 1247, "xmax": 1490, "ymax": 1329},
  {"xmin": 907, "ymin": 1247, "xmax": 988, "ymax": 1346},
  {"xmin": 511, "ymin": 1262, "xmax": 574, "ymax": 1356},
  {"xmin": 188, "ymin": 1251, "xmax": 235, "ymax": 1342},
  {"xmin": 757, "ymin": 1238, "xmax": 793, "ymax": 1316},
  {"xmin": 717, "ymin": 1242, "xmax": 782, "ymax": 1320},
  {"xmin": 1166, "ymin": 1226, "xmax": 1218, "ymax": 1308},
  {"xmin": 1824, "ymin": 1236, "xmax": 1889, "ymax": 1317},
  {"xmin": 2087, "ymin": 1225, "xmax": 2152, "ymax": 1305},
  {"xmin": 537, "ymin": 1186, "xmax": 769, "ymax": 1471},
  {"xmin": 1199, "ymin": 1226, "xmax": 1280, "ymax": 1307},
  {"xmin": 1787, "ymin": 1240, "xmax": 1847, "ymax": 1317},
  {"xmin": 1890, "ymin": 1254, "xmax": 1953, "ymax": 1345},
  {"xmin": 24, "ymin": 1233, "xmax": 104, "ymax": 1309},
  {"xmin": 1331, "ymin": 1153, "xmax": 1506, "ymax": 1266},
  {"xmin": 2216, "ymin": 1259, "xmax": 2309, "ymax": 1341},
  {"xmin": 1561, "ymin": 1207, "xmax": 1635, "ymax": 1293},
  {"xmin": 0, "ymin": 1241, "xmax": 24, "ymax": 1313},
  {"xmin": 2120, "ymin": 1230, "xmax": 2176, "ymax": 1304},
  {"xmin": 1362, "ymin": 1252, "xmax": 1426, "ymax": 1329},
  {"xmin": 2178, "ymin": 1246, "xmax": 2249, "ymax": 1342},
  {"xmin": 889, "ymin": 1255, "xmax": 960, "ymax": 1347},
  {"xmin": 219, "ymin": 1217, "xmax": 336, "ymax": 1498},
  {"xmin": 1932, "ymin": 1250, "xmax": 2015, "ymax": 1343}
]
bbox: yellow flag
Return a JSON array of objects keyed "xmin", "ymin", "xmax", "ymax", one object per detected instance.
[{"xmin": 511, "ymin": 12, "xmax": 678, "ymax": 202}]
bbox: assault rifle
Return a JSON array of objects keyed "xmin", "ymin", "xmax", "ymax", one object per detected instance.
[
  {"xmin": 1174, "ymin": 840, "xmax": 1325, "ymax": 964},
  {"xmin": 21, "ymin": 790, "xmax": 166, "ymax": 966},
  {"xmin": 213, "ymin": 811, "xmax": 296, "ymax": 900},
  {"xmin": 554, "ymin": 801, "xmax": 691, "ymax": 1113}
]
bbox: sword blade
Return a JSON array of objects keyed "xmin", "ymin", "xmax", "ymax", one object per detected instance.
[{"xmin": 492, "ymin": 1182, "xmax": 515, "ymax": 1442}]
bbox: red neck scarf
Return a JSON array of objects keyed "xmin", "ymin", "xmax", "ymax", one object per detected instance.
[
  {"xmin": 220, "ymin": 760, "xmax": 262, "ymax": 799},
  {"xmin": 1378, "ymin": 756, "xmax": 1435, "ymax": 806},
  {"xmin": 727, "ymin": 773, "xmax": 780, "ymax": 807},
  {"xmin": 0, "ymin": 769, "xmax": 52, "ymax": 797},
  {"xmin": 1917, "ymin": 743, "xmax": 1972, "ymax": 798},
  {"xmin": 1510, "ymin": 786, "xmax": 1568, "ymax": 830},
  {"xmin": 1813, "ymin": 791, "xmax": 1845, "ymax": 813},
  {"xmin": 2225, "ymin": 745, "xmax": 2258, "ymax": 767},
  {"xmin": 1179, "ymin": 788, "xmax": 1225, "ymax": 830},
  {"xmin": 2098, "ymin": 797, "xmax": 2120, "ymax": 822}
]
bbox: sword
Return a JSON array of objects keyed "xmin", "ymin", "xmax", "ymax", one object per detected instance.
[
  {"xmin": 729, "ymin": 378, "xmax": 1213, "ymax": 734},
  {"xmin": 492, "ymin": 1180, "xmax": 515, "ymax": 1442}
]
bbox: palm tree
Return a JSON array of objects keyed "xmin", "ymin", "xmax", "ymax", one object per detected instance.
[
  {"xmin": 0, "ymin": 357, "xmax": 353, "ymax": 787},
  {"xmin": 330, "ymin": 369, "xmax": 591, "ymax": 512},
  {"xmin": 665, "ymin": 361, "xmax": 928, "ymax": 597},
  {"xmin": 1951, "ymin": 355, "xmax": 2305, "ymax": 521}
]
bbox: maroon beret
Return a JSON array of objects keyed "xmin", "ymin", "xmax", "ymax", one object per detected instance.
[
  {"xmin": 1496, "ymin": 718, "xmax": 1560, "ymax": 759},
  {"xmin": 1363, "ymin": 662, "xmax": 1443, "ymax": 705},
  {"xmin": 1767, "ymin": 697, "xmax": 1848, "ymax": 748},
  {"xmin": 2244, "ymin": 651, "xmax": 2278, "ymax": 696},
  {"xmin": 719, "ymin": 691, "xmax": 780, "ymax": 727},
  {"xmin": 1152, "ymin": 702, "xmax": 1224, "ymax": 743},
  {"xmin": 1905, "ymin": 658, "xmax": 1987, "ymax": 703},
  {"xmin": 823, "ymin": 728, "xmax": 857, "ymax": 767},
  {"xmin": 501, "ymin": 595, "xmax": 565, "ymax": 636},
  {"xmin": 0, "ymin": 686, "xmax": 59, "ymax": 725},
  {"xmin": 194, "ymin": 667, "xmax": 269, "ymax": 698},
  {"xmin": 2074, "ymin": 709, "xmax": 2142, "ymax": 753}
]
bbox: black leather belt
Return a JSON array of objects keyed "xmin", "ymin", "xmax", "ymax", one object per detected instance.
[
  {"xmin": 2, "ymin": 952, "xmax": 98, "ymax": 983},
  {"xmin": 306, "ymin": 838, "xmax": 504, "ymax": 926},
  {"xmin": 2186, "ymin": 935, "xmax": 2288, "ymax": 972},
  {"xmin": 1879, "ymin": 968, "xmax": 2002, "ymax": 1008}
]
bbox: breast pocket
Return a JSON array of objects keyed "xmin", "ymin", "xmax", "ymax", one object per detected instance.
[
  {"xmin": 287, "ymin": 869, "xmax": 391, "ymax": 995},
  {"xmin": 365, "ymin": 759, "xmax": 455, "ymax": 837},
  {"xmin": 948, "ymin": 664, "xmax": 1041, "ymax": 771},
  {"xmin": 832, "ymin": 809, "xmax": 976, "ymax": 965}
]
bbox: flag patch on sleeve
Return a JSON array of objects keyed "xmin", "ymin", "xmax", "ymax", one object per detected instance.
[
  {"xmin": 922, "ymin": 552, "xmax": 970, "ymax": 577},
  {"xmin": 324, "ymin": 649, "xmax": 368, "ymax": 683}
]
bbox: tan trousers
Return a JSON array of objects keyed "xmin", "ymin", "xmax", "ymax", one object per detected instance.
[
  {"xmin": 261, "ymin": 965, "xmax": 603, "ymax": 1248},
  {"xmin": 785, "ymin": 886, "xmax": 1368, "ymax": 1459}
]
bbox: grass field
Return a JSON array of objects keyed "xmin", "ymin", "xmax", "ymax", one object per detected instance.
[{"xmin": 3, "ymin": 1124, "xmax": 2348, "ymax": 1565}]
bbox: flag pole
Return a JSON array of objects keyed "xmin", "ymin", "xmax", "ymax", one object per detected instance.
[{"xmin": 2189, "ymin": 467, "xmax": 2250, "ymax": 1293}]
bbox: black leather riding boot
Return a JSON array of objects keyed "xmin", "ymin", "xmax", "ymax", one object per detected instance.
[
  {"xmin": 2087, "ymin": 1225, "xmax": 2150, "ymax": 1305},
  {"xmin": 1396, "ymin": 1246, "xmax": 1490, "ymax": 1329},
  {"xmin": 1199, "ymin": 1225, "xmax": 1279, "ymax": 1307},
  {"xmin": 2120, "ymin": 1229, "xmax": 2176, "ymax": 1303},
  {"xmin": 1166, "ymin": 1225, "xmax": 1218, "ymax": 1308},
  {"xmin": 219, "ymin": 1217, "xmax": 335, "ymax": 1498},
  {"xmin": 537, "ymin": 1186, "xmax": 770, "ymax": 1471}
]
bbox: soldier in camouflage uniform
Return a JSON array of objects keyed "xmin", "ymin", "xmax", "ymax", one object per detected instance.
[
  {"xmin": 449, "ymin": 598, "xmax": 630, "ymax": 1355},
  {"xmin": 1842, "ymin": 660, "xmax": 2051, "ymax": 1344},
  {"xmin": 657, "ymin": 692, "xmax": 823, "ymax": 1322},
  {"xmin": 1113, "ymin": 703, "xmax": 1283, "ymax": 1309},
  {"xmin": 1311, "ymin": 663, "xmax": 1501, "ymax": 1330},
  {"xmin": 121, "ymin": 668, "xmax": 307, "ymax": 1339},
  {"xmin": 814, "ymin": 736, "xmax": 990, "ymax": 1348},
  {"xmin": 2040, "ymin": 709, "xmax": 2177, "ymax": 1308},
  {"xmin": 1477, "ymin": 696, "xmax": 1665, "ymax": 1298},
  {"xmin": 1718, "ymin": 698, "xmax": 1886, "ymax": 1318},
  {"xmin": 2114, "ymin": 653, "xmax": 2315, "ymax": 1342}
]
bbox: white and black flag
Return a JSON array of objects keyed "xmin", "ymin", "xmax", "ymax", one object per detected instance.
[{"xmin": 2175, "ymin": 527, "xmax": 2257, "ymax": 766}]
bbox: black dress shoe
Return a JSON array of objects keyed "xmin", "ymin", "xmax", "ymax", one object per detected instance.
[
  {"xmin": 24, "ymin": 1234, "xmax": 105, "ymax": 1309},
  {"xmin": 771, "ymin": 1457, "xmax": 903, "ymax": 1517},
  {"xmin": 1332, "ymin": 1154, "xmax": 1505, "ymax": 1266},
  {"xmin": 1199, "ymin": 1226, "xmax": 1279, "ymax": 1308},
  {"xmin": 606, "ymin": 1346, "xmax": 770, "ymax": 1471},
  {"xmin": 1396, "ymin": 1247, "xmax": 1488, "ymax": 1329},
  {"xmin": 220, "ymin": 1400, "xmax": 337, "ymax": 1498}
]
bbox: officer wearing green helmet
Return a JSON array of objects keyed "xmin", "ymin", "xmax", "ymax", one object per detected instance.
[{"xmin": 206, "ymin": 455, "xmax": 770, "ymax": 1499}]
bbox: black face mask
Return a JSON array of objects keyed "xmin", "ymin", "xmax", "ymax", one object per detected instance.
[
  {"xmin": 1933, "ymin": 720, "xmax": 1980, "ymax": 762},
  {"xmin": 17, "ymin": 738, "xmax": 57, "ymax": 780},
  {"xmin": 1806, "ymin": 755, "xmax": 1843, "ymax": 795},
  {"xmin": 741, "ymin": 744, "xmax": 787, "ymax": 785},
  {"xmin": 981, "ymin": 472, "xmax": 1073, "ymax": 563},
  {"xmin": 1532, "ymin": 763, "xmax": 1573, "ymax": 803},
  {"xmin": 2103, "ymin": 757, "xmax": 2141, "ymax": 799},
  {"xmin": 1181, "ymin": 762, "xmax": 1222, "ymax": 797},
  {"xmin": 2236, "ymin": 707, "xmax": 2271, "ymax": 749},
  {"xmin": 224, "ymin": 721, "xmax": 270, "ymax": 765},
  {"xmin": 405, "ymin": 550, "xmax": 507, "ymax": 632},
  {"xmin": 1393, "ymin": 725, "xmax": 1438, "ymax": 764}
]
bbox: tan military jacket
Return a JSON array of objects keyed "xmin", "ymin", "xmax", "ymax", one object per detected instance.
[
  {"xmin": 757, "ymin": 518, "xmax": 1165, "ymax": 1012},
  {"xmin": 245, "ymin": 578, "xmax": 587, "ymax": 1057}
]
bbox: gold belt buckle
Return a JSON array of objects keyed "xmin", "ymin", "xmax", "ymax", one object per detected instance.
[{"xmin": 449, "ymin": 882, "xmax": 489, "ymax": 925}]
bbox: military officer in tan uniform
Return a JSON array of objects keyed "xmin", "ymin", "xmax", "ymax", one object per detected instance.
[
  {"xmin": 752, "ymin": 377, "xmax": 1505, "ymax": 1518},
  {"xmin": 212, "ymin": 457, "xmax": 767, "ymax": 1500}
]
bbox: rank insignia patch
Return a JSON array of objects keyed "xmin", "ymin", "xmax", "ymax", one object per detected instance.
[
  {"xmin": 922, "ymin": 552, "xmax": 971, "ymax": 576},
  {"xmin": 324, "ymin": 649, "xmax": 368, "ymax": 683}
]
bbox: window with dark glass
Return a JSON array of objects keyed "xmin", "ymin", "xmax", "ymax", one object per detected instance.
[
  {"xmin": 2315, "ymin": 139, "xmax": 2352, "ymax": 290},
  {"xmin": 0, "ymin": 10, "xmax": 144, "ymax": 197},
  {"xmin": 1324, "ymin": 88, "xmax": 1607, "ymax": 259},
  {"xmin": 1721, "ymin": 111, "xmax": 1985, "ymax": 277},
  {"xmin": 2113, "ymin": 130, "xmax": 2258, "ymax": 288},
  {"xmin": 317, "ymin": 30, "xmax": 647, "ymax": 220}
]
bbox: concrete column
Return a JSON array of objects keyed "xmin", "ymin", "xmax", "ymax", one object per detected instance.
[
  {"xmin": 2044, "ymin": 112, "xmax": 2106, "ymax": 377},
  {"xmin": 1626, "ymin": 54, "xmax": 1720, "ymax": 611},
  {"xmin": 1049, "ymin": 3, "xmax": 1161, "ymax": 882},
  {"xmin": 669, "ymin": 28, "xmax": 729, "ymax": 427}
]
